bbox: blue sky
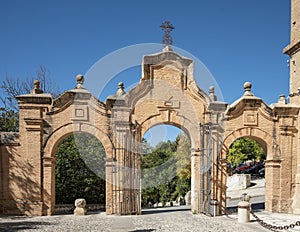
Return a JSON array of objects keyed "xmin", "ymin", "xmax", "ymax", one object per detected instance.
[{"xmin": 0, "ymin": 1, "xmax": 291, "ymax": 145}]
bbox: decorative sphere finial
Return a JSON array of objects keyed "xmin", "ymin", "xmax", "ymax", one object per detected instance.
[
  {"xmin": 243, "ymin": 82, "xmax": 253, "ymax": 96},
  {"xmin": 244, "ymin": 82, "xmax": 252, "ymax": 90},
  {"xmin": 75, "ymin": 74, "xmax": 85, "ymax": 89},
  {"xmin": 116, "ymin": 82, "xmax": 125, "ymax": 97},
  {"xmin": 76, "ymin": 74, "xmax": 84, "ymax": 84},
  {"xmin": 34, "ymin": 79, "xmax": 40, "ymax": 86},
  {"xmin": 118, "ymin": 82, "xmax": 124, "ymax": 88},
  {"xmin": 31, "ymin": 79, "xmax": 43, "ymax": 94},
  {"xmin": 209, "ymin": 86, "xmax": 217, "ymax": 101},
  {"xmin": 278, "ymin": 94, "xmax": 287, "ymax": 105}
]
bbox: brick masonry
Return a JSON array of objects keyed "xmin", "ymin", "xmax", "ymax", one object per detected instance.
[{"xmin": 1, "ymin": 0, "xmax": 300, "ymax": 216}]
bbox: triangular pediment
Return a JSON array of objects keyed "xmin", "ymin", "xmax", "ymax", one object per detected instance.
[{"xmin": 226, "ymin": 95, "xmax": 274, "ymax": 121}]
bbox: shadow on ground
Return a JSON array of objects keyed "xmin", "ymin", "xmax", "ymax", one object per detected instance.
[
  {"xmin": 129, "ymin": 230, "xmax": 156, "ymax": 232},
  {"xmin": 0, "ymin": 220, "xmax": 53, "ymax": 232},
  {"xmin": 142, "ymin": 206, "xmax": 191, "ymax": 215},
  {"xmin": 227, "ymin": 202, "xmax": 265, "ymax": 215}
]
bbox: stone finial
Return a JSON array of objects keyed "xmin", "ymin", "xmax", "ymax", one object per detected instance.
[
  {"xmin": 278, "ymin": 94, "xmax": 287, "ymax": 105},
  {"xmin": 115, "ymin": 82, "xmax": 126, "ymax": 97},
  {"xmin": 74, "ymin": 198, "xmax": 87, "ymax": 215},
  {"xmin": 162, "ymin": 45, "xmax": 173, "ymax": 52},
  {"xmin": 75, "ymin": 74, "xmax": 85, "ymax": 89},
  {"xmin": 30, "ymin": 80, "xmax": 43, "ymax": 94},
  {"xmin": 209, "ymin": 86, "xmax": 217, "ymax": 101},
  {"xmin": 243, "ymin": 82, "xmax": 254, "ymax": 96},
  {"xmin": 241, "ymin": 193, "xmax": 251, "ymax": 202}
]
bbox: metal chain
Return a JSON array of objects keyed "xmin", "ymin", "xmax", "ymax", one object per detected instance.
[
  {"xmin": 226, "ymin": 208, "xmax": 238, "ymax": 215},
  {"xmin": 250, "ymin": 210, "xmax": 300, "ymax": 231}
]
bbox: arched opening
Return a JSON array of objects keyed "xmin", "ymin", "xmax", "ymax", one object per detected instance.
[
  {"xmin": 54, "ymin": 133, "xmax": 106, "ymax": 214},
  {"xmin": 226, "ymin": 136, "xmax": 266, "ymax": 212},
  {"xmin": 141, "ymin": 124, "xmax": 192, "ymax": 214}
]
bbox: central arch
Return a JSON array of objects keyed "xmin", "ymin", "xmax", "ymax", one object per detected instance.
[
  {"xmin": 108, "ymin": 48, "xmax": 225, "ymax": 215},
  {"xmin": 141, "ymin": 121, "xmax": 195, "ymax": 211},
  {"xmin": 141, "ymin": 124, "xmax": 191, "ymax": 209},
  {"xmin": 141, "ymin": 119, "xmax": 195, "ymax": 149}
]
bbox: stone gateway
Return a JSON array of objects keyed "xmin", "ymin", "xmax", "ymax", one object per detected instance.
[{"xmin": 1, "ymin": 0, "xmax": 300, "ymax": 216}]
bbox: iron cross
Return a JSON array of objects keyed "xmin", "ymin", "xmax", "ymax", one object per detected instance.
[{"xmin": 160, "ymin": 21, "xmax": 175, "ymax": 45}]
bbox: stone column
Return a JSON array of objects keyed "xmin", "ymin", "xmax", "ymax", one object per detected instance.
[
  {"xmin": 265, "ymin": 159, "xmax": 281, "ymax": 212},
  {"xmin": 191, "ymin": 149, "xmax": 200, "ymax": 214},
  {"xmin": 278, "ymin": 128, "xmax": 295, "ymax": 212},
  {"xmin": 105, "ymin": 157, "xmax": 115, "ymax": 215},
  {"xmin": 198, "ymin": 122, "xmax": 213, "ymax": 214},
  {"xmin": 108, "ymin": 102, "xmax": 141, "ymax": 215},
  {"xmin": 16, "ymin": 89, "xmax": 52, "ymax": 216},
  {"xmin": 292, "ymin": 167, "xmax": 300, "ymax": 214},
  {"xmin": 292, "ymin": 112, "xmax": 300, "ymax": 214},
  {"xmin": 218, "ymin": 157, "xmax": 227, "ymax": 214},
  {"xmin": 292, "ymin": 116, "xmax": 300, "ymax": 214},
  {"xmin": 292, "ymin": 107, "xmax": 300, "ymax": 214},
  {"xmin": 42, "ymin": 156, "xmax": 55, "ymax": 215},
  {"xmin": 272, "ymin": 104, "xmax": 299, "ymax": 213},
  {"xmin": 208, "ymin": 101, "xmax": 227, "ymax": 215}
]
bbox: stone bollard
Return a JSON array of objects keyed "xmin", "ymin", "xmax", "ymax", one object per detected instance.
[
  {"xmin": 74, "ymin": 198, "xmax": 87, "ymax": 216},
  {"xmin": 210, "ymin": 200, "xmax": 219, "ymax": 217},
  {"xmin": 238, "ymin": 194, "xmax": 251, "ymax": 223},
  {"xmin": 185, "ymin": 191, "xmax": 191, "ymax": 205}
]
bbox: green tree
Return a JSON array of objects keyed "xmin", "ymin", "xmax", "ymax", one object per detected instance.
[
  {"xmin": 174, "ymin": 133, "xmax": 191, "ymax": 197},
  {"xmin": 142, "ymin": 137, "xmax": 152, "ymax": 154},
  {"xmin": 0, "ymin": 108, "xmax": 18, "ymax": 132},
  {"xmin": 227, "ymin": 137, "xmax": 265, "ymax": 166},
  {"xmin": 141, "ymin": 139, "xmax": 177, "ymax": 206},
  {"xmin": 174, "ymin": 133, "xmax": 191, "ymax": 180},
  {"xmin": 55, "ymin": 133, "xmax": 106, "ymax": 204},
  {"xmin": 141, "ymin": 134, "xmax": 192, "ymax": 207}
]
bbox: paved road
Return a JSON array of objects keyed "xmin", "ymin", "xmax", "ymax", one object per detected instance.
[
  {"xmin": 227, "ymin": 195, "xmax": 265, "ymax": 208},
  {"xmin": 0, "ymin": 206, "xmax": 268, "ymax": 232}
]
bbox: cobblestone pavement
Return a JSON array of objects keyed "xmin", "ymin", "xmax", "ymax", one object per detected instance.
[
  {"xmin": 228, "ymin": 210, "xmax": 300, "ymax": 232},
  {"xmin": 0, "ymin": 206, "xmax": 272, "ymax": 232}
]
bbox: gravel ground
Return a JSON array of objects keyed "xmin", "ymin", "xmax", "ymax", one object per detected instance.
[
  {"xmin": 132, "ymin": 207, "xmax": 267, "ymax": 232},
  {"xmin": 0, "ymin": 206, "xmax": 268, "ymax": 232},
  {"xmin": 0, "ymin": 213, "xmax": 112, "ymax": 232}
]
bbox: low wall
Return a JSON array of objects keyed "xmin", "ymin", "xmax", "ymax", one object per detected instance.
[
  {"xmin": 227, "ymin": 174, "xmax": 251, "ymax": 191},
  {"xmin": 54, "ymin": 204, "xmax": 105, "ymax": 214}
]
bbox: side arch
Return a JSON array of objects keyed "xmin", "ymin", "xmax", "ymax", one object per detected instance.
[
  {"xmin": 42, "ymin": 123, "xmax": 114, "ymax": 216},
  {"xmin": 221, "ymin": 127, "xmax": 280, "ymax": 160},
  {"xmin": 215, "ymin": 127, "xmax": 281, "ymax": 214},
  {"xmin": 44, "ymin": 123, "xmax": 113, "ymax": 158}
]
